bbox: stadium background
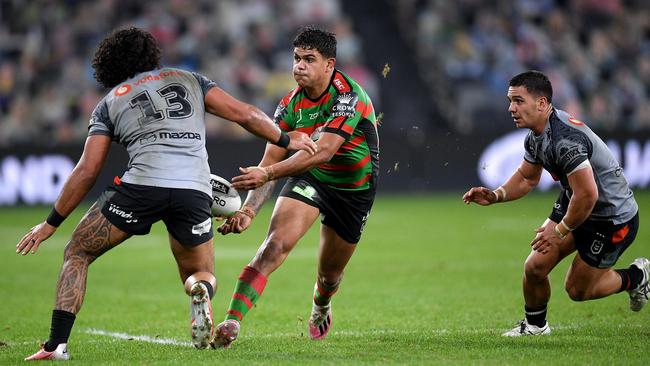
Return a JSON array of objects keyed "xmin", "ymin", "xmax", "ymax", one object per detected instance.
[{"xmin": 1, "ymin": 0, "xmax": 649, "ymax": 204}]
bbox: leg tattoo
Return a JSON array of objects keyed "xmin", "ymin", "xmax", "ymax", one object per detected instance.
[{"xmin": 54, "ymin": 204, "xmax": 128, "ymax": 313}]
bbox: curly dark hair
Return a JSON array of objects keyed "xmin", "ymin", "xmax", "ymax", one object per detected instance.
[
  {"xmin": 92, "ymin": 27, "xmax": 161, "ymax": 89},
  {"xmin": 293, "ymin": 26, "xmax": 337, "ymax": 59}
]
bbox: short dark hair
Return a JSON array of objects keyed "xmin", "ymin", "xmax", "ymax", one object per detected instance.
[
  {"xmin": 509, "ymin": 70, "xmax": 553, "ymax": 103},
  {"xmin": 292, "ymin": 26, "xmax": 337, "ymax": 59},
  {"xmin": 92, "ymin": 27, "xmax": 161, "ymax": 88}
]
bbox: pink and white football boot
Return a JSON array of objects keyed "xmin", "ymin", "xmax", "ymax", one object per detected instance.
[
  {"xmin": 211, "ymin": 319, "xmax": 240, "ymax": 349},
  {"xmin": 308, "ymin": 303, "xmax": 332, "ymax": 340},
  {"xmin": 190, "ymin": 282, "xmax": 215, "ymax": 349},
  {"xmin": 24, "ymin": 343, "xmax": 69, "ymax": 361}
]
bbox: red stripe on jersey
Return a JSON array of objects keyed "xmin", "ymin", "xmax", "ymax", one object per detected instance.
[
  {"xmin": 331, "ymin": 173, "xmax": 372, "ymax": 189},
  {"xmin": 332, "ymin": 72, "xmax": 351, "ymax": 93},
  {"xmin": 341, "ymin": 123, "xmax": 354, "ymax": 135},
  {"xmin": 365, "ymin": 99, "xmax": 375, "ymax": 119},
  {"xmin": 282, "ymin": 87, "xmax": 301, "ymax": 106},
  {"xmin": 321, "ymin": 154, "xmax": 371, "ymax": 172},
  {"xmin": 278, "ymin": 120, "xmax": 290, "ymax": 131},
  {"xmin": 295, "ymin": 126, "xmax": 317, "ymax": 135},
  {"xmin": 232, "ymin": 293, "xmax": 254, "ymax": 309},
  {"xmin": 337, "ymin": 135, "xmax": 366, "ymax": 155},
  {"xmin": 293, "ymin": 93, "xmax": 331, "ymax": 111},
  {"xmin": 355, "ymin": 100, "xmax": 369, "ymax": 118},
  {"xmin": 327, "ymin": 116, "xmax": 346, "ymax": 130}
]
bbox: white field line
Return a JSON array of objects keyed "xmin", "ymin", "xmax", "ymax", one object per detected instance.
[
  {"xmin": 84, "ymin": 328, "xmax": 192, "ymax": 347},
  {"xmin": 6, "ymin": 323, "xmax": 640, "ymax": 348},
  {"xmin": 81, "ymin": 324, "xmax": 589, "ymax": 347}
]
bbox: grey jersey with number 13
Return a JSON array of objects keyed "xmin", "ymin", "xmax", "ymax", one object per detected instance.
[{"xmin": 88, "ymin": 68, "xmax": 216, "ymax": 197}]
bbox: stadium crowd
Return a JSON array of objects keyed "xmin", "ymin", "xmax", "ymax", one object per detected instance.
[
  {"xmin": 1, "ymin": 1, "xmax": 648, "ymax": 145},
  {"xmin": 396, "ymin": 0, "xmax": 650, "ymax": 133},
  {"xmin": 0, "ymin": 0, "xmax": 375, "ymax": 147}
]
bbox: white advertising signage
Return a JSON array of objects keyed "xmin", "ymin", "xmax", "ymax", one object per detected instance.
[{"xmin": 478, "ymin": 131, "xmax": 650, "ymax": 190}]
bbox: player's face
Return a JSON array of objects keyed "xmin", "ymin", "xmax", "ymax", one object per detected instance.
[
  {"xmin": 292, "ymin": 47, "xmax": 334, "ymax": 88},
  {"xmin": 507, "ymin": 86, "xmax": 547, "ymax": 130}
]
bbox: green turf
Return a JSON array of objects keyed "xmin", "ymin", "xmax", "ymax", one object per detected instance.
[{"xmin": 1, "ymin": 192, "xmax": 648, "ymax": 365}]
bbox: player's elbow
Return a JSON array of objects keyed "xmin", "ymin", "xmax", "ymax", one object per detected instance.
[
  {"xmin": 314, "ymin": 144, "xmax": 337, "ymax": 165},
  {"xmin": 233, "ymin": 104, "xmax": 259, "ymax": 128},
  {"xmin": 74, "ymin": 162, "xmax": 101, "ymax": 183}
]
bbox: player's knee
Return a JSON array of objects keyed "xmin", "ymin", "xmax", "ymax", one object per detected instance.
[
  {"xmin": 257, "ymin": 235, "xmax": 294, "ymax": 264},
  {"xmin": 524, "ymin": 257, "xmax": 550, "ymax": 282},
  {"xmin": 63, "ymin": 240, "xmax": 92, "ymax": 263},
  {"xmin": 564, "ymin": 280, "xmax": 589, "ymax": 301},
  {"xmin": 565, "ymin": 286, "xmax": 588, "ymax": 301}
]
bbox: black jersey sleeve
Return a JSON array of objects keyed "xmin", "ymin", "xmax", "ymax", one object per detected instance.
[
  {"xmin": 523, "ymin": 132, "xmax": 540, "ymax": 164},
  {"xmin": 88, "ymin": 98, "xmax": 114, "ymax": 137},
  {"xmin": 192, "ymin": 72, "xmax": 217, "ymax": 96},
  {"xmin": 554, "ymin": 133, "xmax": 591, "ymax": 174}
]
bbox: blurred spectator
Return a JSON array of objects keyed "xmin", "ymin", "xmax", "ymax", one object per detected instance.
[
  {"xmin": 395, "ymin": 0, "xmax": 649, "ymax": 134},
  {"xmin": 0, "ymin": 0, "xmax": 377, "ymax": 146}
]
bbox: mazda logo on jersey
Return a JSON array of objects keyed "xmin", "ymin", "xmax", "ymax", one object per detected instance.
[{"xmin": 139, "ymin": 131, "xmax": 201, "ymax": 144}]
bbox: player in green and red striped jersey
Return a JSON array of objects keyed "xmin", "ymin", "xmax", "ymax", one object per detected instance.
[{"xmin": 213, "ymin": 26, "xmax": 379, "ymax": 348}]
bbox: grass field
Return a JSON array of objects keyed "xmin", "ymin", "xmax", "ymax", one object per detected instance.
[{"xmin": 1, "ymin": 192, "xmax": 649, "ymax": 365}]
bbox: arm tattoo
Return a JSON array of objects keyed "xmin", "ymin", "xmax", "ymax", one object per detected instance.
[{"xmin": 244, "ymin": 180, "xmax": 278, "ymax": 214}]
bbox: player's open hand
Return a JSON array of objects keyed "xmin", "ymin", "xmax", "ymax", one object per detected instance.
[
  {"xmin": 217, "ymin": 211, "xmax": 252, "ymax": 235},
  {"xmin": 530, "ymin": 224, "xmax": 562, "ymax": 254},
  {"xmin": 232, "ymin": 166, "xmax": 269, "ymax": 190},
  {"xmin": 462, "ymin": 187, "xmax": 497, "ymax": 206},
  {"xmin": 16, "ymin": 222, "xmax": 57, "ymax": 255},
  {"xmin": 287, "ymin": 131, "xmax": 317, "ymax": 155}
]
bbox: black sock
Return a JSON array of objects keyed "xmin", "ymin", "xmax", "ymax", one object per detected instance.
[
  {"xmin": 199, "ymin": 280, "xmax": 215, "ymax": 299},
  {"xmin": 615, "ymin": 266, "xmax": 643, "ymax": 293},
  {"xmin": 44, "ymin": 310, "xmax": 76, "ymax": 352},
  {"xmin": 524, "ymin": 304, "xmax": 547, "ymax": 327}
]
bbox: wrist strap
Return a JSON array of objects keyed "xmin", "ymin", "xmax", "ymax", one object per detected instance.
[
  {"xmin": 559, "ymin": 220, "xmax": 574, "ymax": 232},
  {"xmin": 46, "ymin": 207, "xmax": 66, "ymax": 227},
  {"xmin": 554, "ymin": 224, "xmax": 567, "ymax": 239},
  {"xmin": 273, "ymin": 131, "xmax": 290, "ymax": 148},
  {"xmin": 237, "ymin": 206, "xmax": 256, "ymax": 220}
]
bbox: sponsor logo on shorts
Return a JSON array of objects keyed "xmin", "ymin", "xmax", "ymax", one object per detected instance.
[
  {"xmin": 360, "ymin": 212, "xmax": 370, "ymax": 233},
  {"xmin": 108, "ymin": 203, "xmax": 138, "ymax": 223},
  {"xmin": 292, "ymin": 184, "xmax": 316, "ymax": 200},
  {"xmin": 590, "ymin": 232, "xmax": 607, "ymax": 254},
  {"xmin": 192, "ymin": 217, "xmax": 212, "ymax": 235}
]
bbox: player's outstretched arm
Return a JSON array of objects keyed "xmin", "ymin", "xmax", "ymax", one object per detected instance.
[
  {"xmin": 218, "ymin": 144, "xmax": 288, "ymax": 235},
  {"xmin": 230, "ymin": 132, "xmax": 344, "ymax": 191},
  {"xmin": 16, "ymin": 135, "xmax": 112, "ymax": 255},
  {"xmin": 463, "ymin": 160, "xmax": 542, "ymax": 206},
  {"xmin": 204, "ymin": 87, "xmax": 316, "ymax": 155}
]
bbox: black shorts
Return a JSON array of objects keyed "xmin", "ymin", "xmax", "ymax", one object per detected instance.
[
  {"xmin": 97, "ymin": 180, "xmax": 214, "ymax": 246},
  {"xmin": 549, "ymin": 192, "xmax": 639, "ymax": 269},
  {"xmin": 279, "ymin": 173, "xmax": 375, "ymax": 244}
]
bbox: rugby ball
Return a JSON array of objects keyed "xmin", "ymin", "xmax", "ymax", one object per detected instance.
[{"xmin": 209, "ymin": 174, "xmax": 241, "ymax": 217}]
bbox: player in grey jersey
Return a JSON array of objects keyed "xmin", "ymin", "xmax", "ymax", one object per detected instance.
[
  {"xmin": 16, "ymin": 27, "xmax": 316, "ymax": 360},
  {"xmin": 463, "ymin": 71, "xmax": 649, "ymax": 336}
]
